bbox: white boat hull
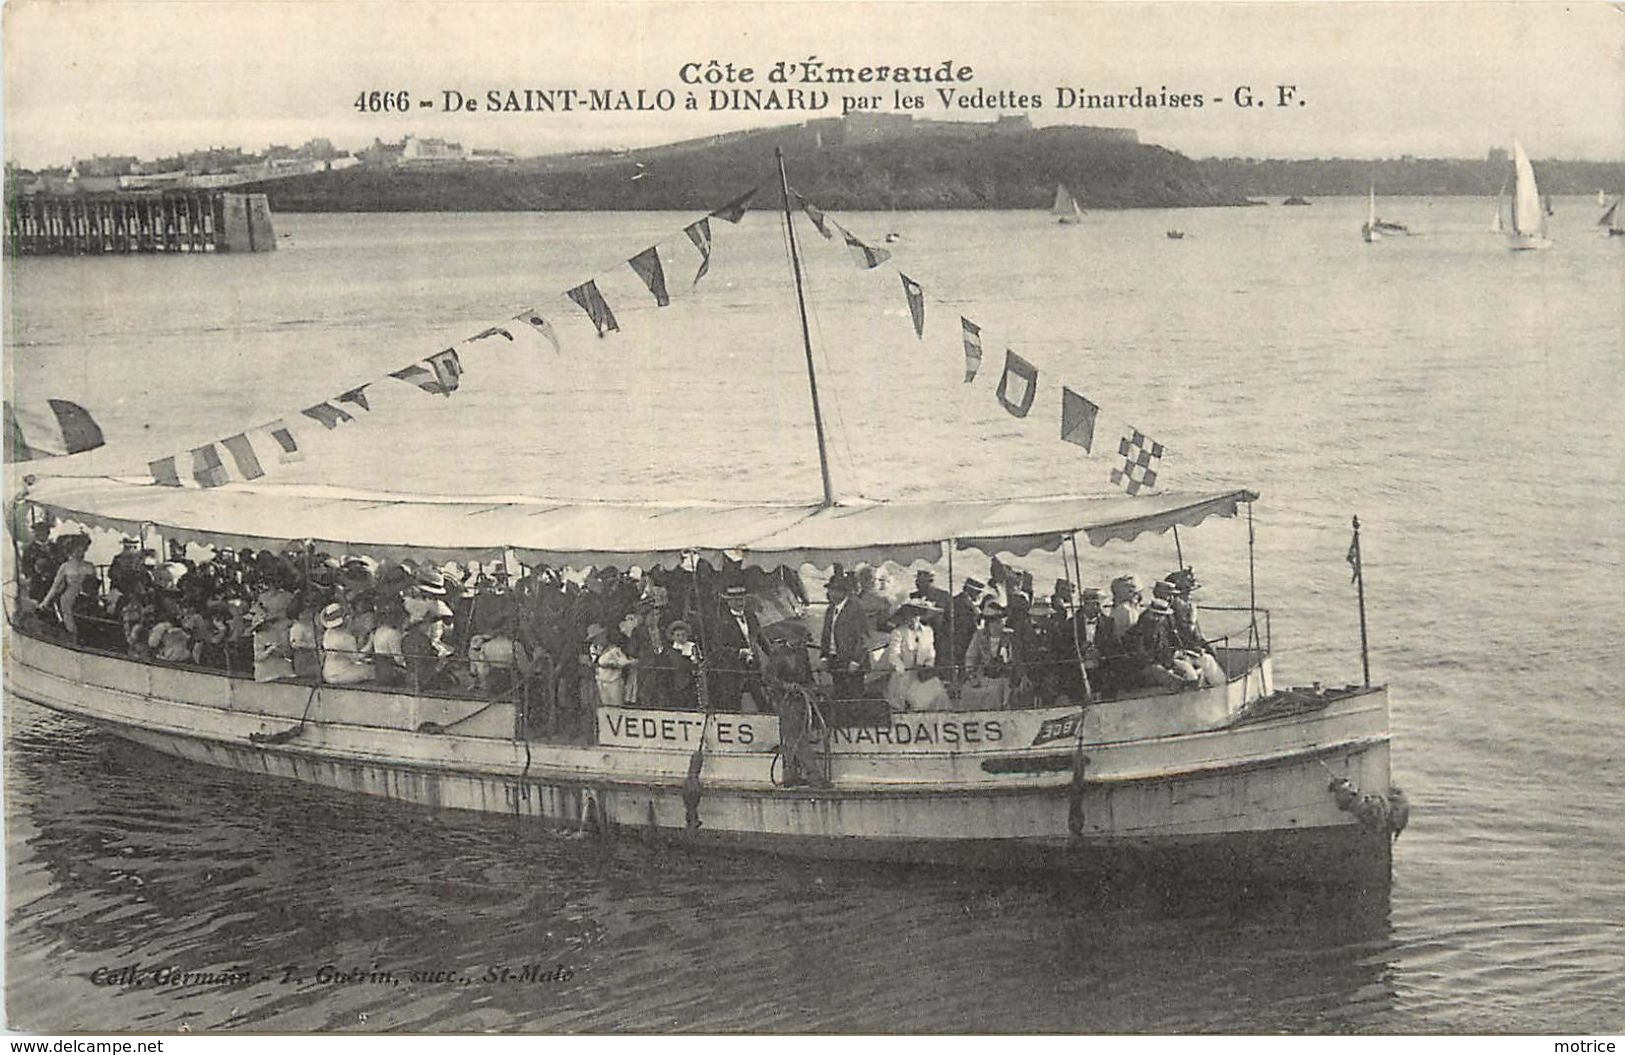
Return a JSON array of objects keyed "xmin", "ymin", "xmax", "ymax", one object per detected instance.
[{"xmin": 5, "ymin": 628, "xmax": 1395, "ymax": 885}]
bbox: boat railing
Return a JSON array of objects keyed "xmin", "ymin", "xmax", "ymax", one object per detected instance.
[
  {"xmin": 1193, "ymin": 603, "xmax": 1271, "ymax": 654},
  {"xmin": 4, "ymin": 601, "xmax": 553, "ymax": 706},
  {"xmin": 8, "ymin": 584, "xmax": 1275, "ymax": 731}
]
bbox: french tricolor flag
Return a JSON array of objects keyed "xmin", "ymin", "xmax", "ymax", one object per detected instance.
[{"xmin": 3, "ymin": 399, "xmax": 105, "ymax": 462}]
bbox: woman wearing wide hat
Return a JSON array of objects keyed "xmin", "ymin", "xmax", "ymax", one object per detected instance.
[
  {"xmin": 883, "ymin": 599, "xmax": 948, "ymax": 711},
  {"xmin": 319, "ymin": 603, "xmax": 375, "ymax": 686}
]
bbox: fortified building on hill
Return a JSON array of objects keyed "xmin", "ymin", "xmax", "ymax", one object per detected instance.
[{"xmin": 807, "ymin": 113, "xmax": 1139, "ymax": 147}]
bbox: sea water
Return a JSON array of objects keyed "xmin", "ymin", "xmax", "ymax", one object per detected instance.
[{"xmin": 4, "ymin": 199, "xmax": 1623, "ymax": 1031}]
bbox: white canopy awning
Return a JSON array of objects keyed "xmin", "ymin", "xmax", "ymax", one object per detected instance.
[{"xmin": 15, "ymin": 476, "xmax": 1258, "ymax": 569}]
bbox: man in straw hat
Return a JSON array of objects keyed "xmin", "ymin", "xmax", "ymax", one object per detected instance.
[{"xmin": 710, "ymin": 583, "xmax": 768, "ymax": 712}]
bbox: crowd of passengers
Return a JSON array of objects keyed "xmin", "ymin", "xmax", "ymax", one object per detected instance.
[{"xmin": 17, "ymin": 522, "xmax": 1230, "ymax": 725}]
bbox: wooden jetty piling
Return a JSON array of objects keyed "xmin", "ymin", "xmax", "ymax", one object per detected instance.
[{"xmin": 5, "ymin": 190, "xmax": 274, "ymax": 256}]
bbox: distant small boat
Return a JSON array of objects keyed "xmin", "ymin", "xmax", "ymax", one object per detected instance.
[
  {"xmin": 1501, "ymin": 140, "xmax": 1552, "ymax": 251},
  {"xmin": 1165, "ymin": 229, "xmax": 1185, "ymax": 240},
  {"xmin": 1362, "ymin": 185, "xmax": 1409, "ymax": 243},
  {"xmin": 1282, "ymin": 196, "xmax": 1311, "ymax": 206},
  {"xmin": 1598, "ymin": 189, "xmax": 1623, "ymax": 237},
  {"xmin": 1599, "ymin": 190, "xmax": 1609, "ymax": 207},
  {"xmin": 1052, "ymin": 183, "xmax": 1084, "ymax": 225},
  {"xmin": 884, "ymin": 232, "xmax": 902, "ymax": 244}
]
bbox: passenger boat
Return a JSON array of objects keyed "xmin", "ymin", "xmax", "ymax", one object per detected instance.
[{"xmin": 4, "ymin": 152, "xmax": 1400, "ymax": 888}]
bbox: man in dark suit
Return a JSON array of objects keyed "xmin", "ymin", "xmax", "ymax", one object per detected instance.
[
  {"xmin": 820, "ymin": 574, "xmax": 871, "ymax": 702},
  {"xmin": 949, "ymin": 577, "xmax": 985, "ymax": 675},
  {"xmin": 909, "ymin": 569, "xmax": 953, "ymax": 676},
  {"xmin": 708, "ymin": 583, "xmax": 768, "ymax": 712},
  {"xmin": 1072, "ymin": 586, "xmax": 1120, "ymax": 697}
]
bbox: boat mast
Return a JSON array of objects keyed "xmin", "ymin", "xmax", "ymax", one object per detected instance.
[{"xmin": 776, "ymin": 147, "xmax": 835, "ymax": 509}]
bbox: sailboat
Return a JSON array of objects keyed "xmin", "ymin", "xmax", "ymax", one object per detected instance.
[
  {"xmin": 1361, "ymin": 185, "xmax": 1410, "ymax": 243},
  {"xmin": 1501, "ymin": 140, "xmax": 1552, "ymax": 251},
  {"xmin": 1051, "ymin": 183, "xmax": 1084, "ymax": 225},
  {"xmin": 1598, "ymin": 190, "xmax": 1623, "ymax": 237}
]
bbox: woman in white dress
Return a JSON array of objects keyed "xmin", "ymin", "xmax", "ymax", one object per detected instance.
[
  {"xmin": 882, "ymin": 600, "xmax": 947, "ymax": 711},
  {"xmin": 319, "ymin": 603, "xmax": 375, "ymax": 685}
]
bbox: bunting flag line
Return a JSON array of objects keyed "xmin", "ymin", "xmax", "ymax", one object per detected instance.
[
  {"xmin": 149, "ymin": 456, "xmax": 181, "ymax": 487},
  {"xmin": 426, "ymin": 349, "xmax": 463, "ymax": 394},
  {"xmin": 961, "ymin": 317, "xmax": 984, "ymax": 382},
  {"xmin": 627, "ymin": 246, "xmax": 671, "ymax": 307},
  {"xmin": 191, "ymin": 444, "xmax": 229, "ymax": 488},
  {"xmin": 684, "ymin": 218, "xmax": 713, "ymax": 286},
  {"xmin": 1110, "ymin": 429, "xmax": 1165, "ymax": 495},
  {"xmin": 516, "ymin": 309, "xmax": 562, "ymax": 355},
  {"xmin": 390, "ymin": 350, "xmax": 462, "ymax": 397},
  {"xmin": 900, "ymin": 273, "xmax": 925, "ymax": 339},
  {"xmin": 260, "ymin": 419, "xmax": 303, "ymax": 463},
  {"xmin": 220, "ymin": 433, "xmax": 266, "ymax": 481},
  {"xmin": 784, "ymin": 190, "xmax": 1185, "ymax": 494},
  {"xmin": 837, "ymin": 223, "xmax": 891, "ymax": 269},
  {"xmin": 795, "ymin": 193, "xmax": 834, "ymax": 239},
  {"xmin": 710, "ymin": 187, "xmax": 756, "ymax": 223},
  {"xmin": 566, "ymin": 279, "xmax": 620, "ymax": 338},
  {"xmin": 3, "ymin": 398, "xmax": 105, "ymax": 462},
  {"xmin": 126, "ymin": 190, "xmax": 762, "ymax": 492},
  {"xmin": 1060, "ymin": 387, "xmax": 1100, "ymax": 453},
  {"xmin": 301, "ymin": 401, "xmax": 356, "ymax": 428},
  {"xmin": 996, "ymin": 350, "xmax": 1039, "ymax": 418}
]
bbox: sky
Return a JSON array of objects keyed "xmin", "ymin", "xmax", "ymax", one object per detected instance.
[{"xmin": 4, "ymin": 1, "xmax": 1623, "ymax": 168}]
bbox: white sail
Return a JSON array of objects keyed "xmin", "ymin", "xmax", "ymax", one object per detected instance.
[
  {"xmin": 1510, "ymin": 141, "xmax": 1545, "ymax": 238},
  {"xmin": 1361, "ymin": 184, "xmax": 1380, "ymax": 242},
  {"xmin": 1052, "ymin": 183, "xmax": 1083, "ymax": 222}
]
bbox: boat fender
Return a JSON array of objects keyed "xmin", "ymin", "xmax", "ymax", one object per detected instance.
[
  {"xmin": 1387, "ymin": 786, "xmax": 1410, "ymax": 841},
  {"xmin": 683, "ymin": 747, "xmax": 705, "ymax": 830},
  {"xmin": 1353, "ymin": 793, "xmax": 1390, "ymax": 833},
  {"xmin": 248, "ymin": 725, "xmax": 305, "ymax": 747},
  {"xmin": 579, "ymin": 790, "xmax": 603, "ymax": 836},
  {"xmin": 1067, "ymin": 746, "xmax": 1091, "ymax": 837},
  {"xmin": 416, "ymin": 721, "xmax": 447, "ymax": 735},
  {"xmin": 1327, "ymin": 776, "xmax": 1359, "ymax": 811}
]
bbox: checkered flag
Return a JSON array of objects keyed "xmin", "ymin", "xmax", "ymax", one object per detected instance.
[{"xmin": 1110, "ymin": 429, "xmax": 1165, "ymax": 495}]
